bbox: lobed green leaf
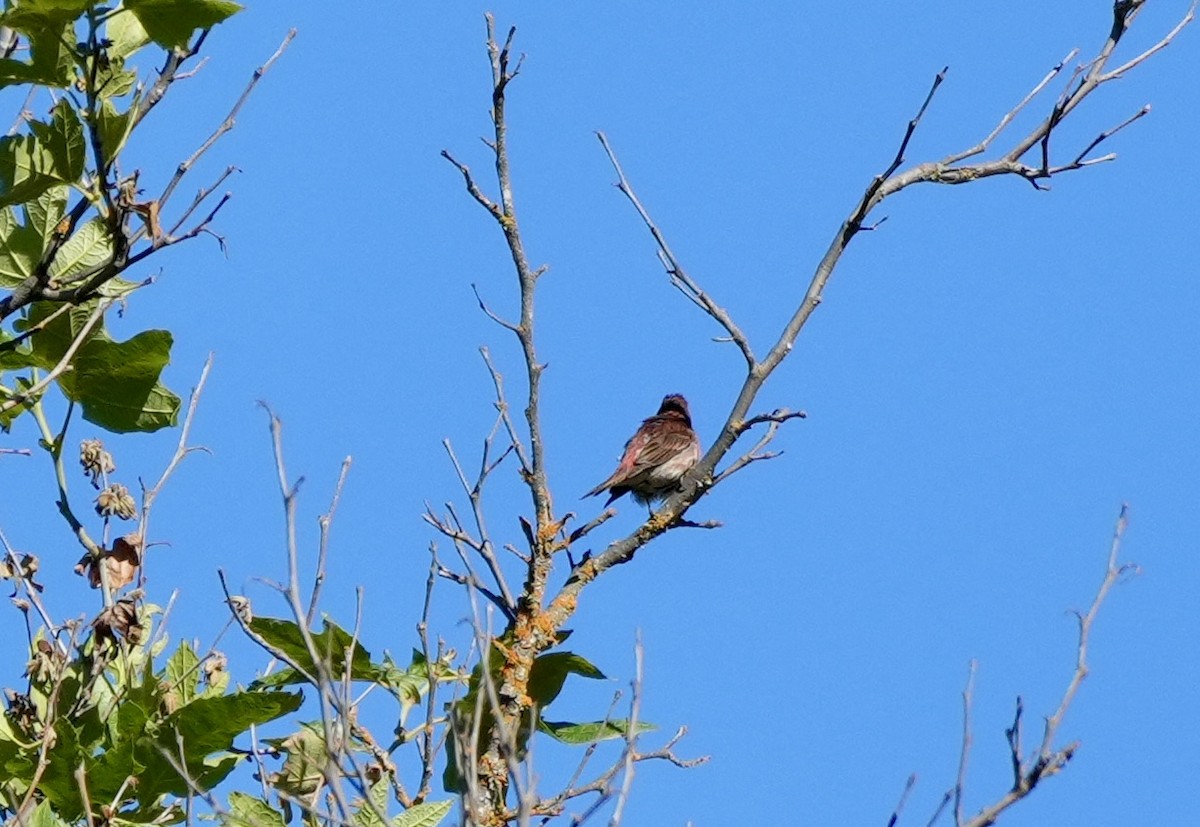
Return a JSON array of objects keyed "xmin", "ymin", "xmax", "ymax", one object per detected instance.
[
  {"xmin": 106, "ymin": 7, "xmax": 152, "ymax": 60},
  {"xmin": 0, "ymin": 19, "xmax": 75, "ymax": 89},
  {"xmin": 124, "ymin": 0, "xmax": 242, "ymax": 50},
  {"xmin": 225, "ymin": 792, "xmax": 287, "ymax": 827},
  {"xmin": 20, "ymin": 300, "xmax": 181, "ymax": 432},
  {"xmin": 249, "ymin": 615, "xmax": 377, "ymax": 688},
  {"xmin": 392, "ymin": 800, "xmax": 453, "ymax": 827},
  {"xmin": 163, "ymin": 639, "xmax": 201, "ymax": 711},
  {"xmin": 0, "ymin": 100, "xmax": 85, "ymax": 207},
  {"xmin": 526, "ymin": 651, "xmax": 606, "ymax": 708},
  {"xmin": 538, "ymin": 718, "xmax": 657, "ymax": 745}
]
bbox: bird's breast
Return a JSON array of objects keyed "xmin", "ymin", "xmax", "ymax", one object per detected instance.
[{"xmin": 644, "ymin": 442, "xmax": 700, "ymax": 485}]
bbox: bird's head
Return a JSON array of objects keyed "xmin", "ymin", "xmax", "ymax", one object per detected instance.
[{"xmin": 658, "ymin": 394, "xmax": 692, "ymax": 424}]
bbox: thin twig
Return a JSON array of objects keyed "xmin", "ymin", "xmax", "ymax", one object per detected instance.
[
  {"xmin": 958, "ymin": 505, "xmax": 1135, "ymax": 827},
  {"xmin": 545, "ymin": 0, "xmax": 1195, "ymax": 635},
  {"xmin": 954, "ymin": 660, "xmax": 977, "ymax": 827},
  {"xmin": 608, "ymin": 635, "xmax": 644, "ymax": 827},
  {"xmin": 139, "ymin": 353, "xmax": 214, "ymax": 583},
  {"xmin": 1038, "ymin": 505, "xmax": 1133, "ymax": 759},
  {"xmin": 307, "ymin": 455, "xmax": 352, "ymax": 625},
  {"xmin": 1004, "ymin": 697, "xmax": 1024, "ymax": 791},
  {"xmin": 442, "ymin": 438, "xmax": 516, "ymax": 612},
  {"xmin": 0, "ymin": 301, "xmax": 108, "ymax": 415},
  {"xmin": 887, "ymin": 774, "xmax": 918, "ymax": 827},
  {"xmin": 157, "ymin": 29, "xmax": 296, "ymax": 210},
  {"xmin": 596, "ymin": 132, "xmax": 755, "ymax": 369}
]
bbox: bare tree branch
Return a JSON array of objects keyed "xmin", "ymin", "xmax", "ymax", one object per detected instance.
[
  {"xmin": 436, "ymin": 5, "xmax": 1185, "ymax": 823},
  {"xmin": 888, "ymin": 775, "xmax": 918, "ymax": 827},
  {"xmin": 954, "ymin": 660, "xmax": 977, "ymax": 827},
  {"xmin": 157, "ymin": 29, "xmax": 296, "ymax": 211},
  {"xmin": 945, "ymin": 505, "xmax": 1135, "ymax": 827},
  {"xmin": 307, "ymin": 455, "xmax": 353, "ymax": 626},
  {"xmin": 139, "ymin": 353, "xmax": 214, "ymax": 585},
  {"xmin": 540, "ymin": 0, "xmax": 1193, "ymax": 636},
  {"xmin": 596, "ymin": 132, "xmax": 756, "ymax": 369}
]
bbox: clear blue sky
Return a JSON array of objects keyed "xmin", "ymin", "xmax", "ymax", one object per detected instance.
[{"xmin": 2, "ymin": 2, "xmax": 1198, "ymax": 824}]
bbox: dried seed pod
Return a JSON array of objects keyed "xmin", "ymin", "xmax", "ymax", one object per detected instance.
[
  {"xmin": 105, "ymin": 534, "xmax": 142, "ymax": 589},
  {"xmin": 0, "ymin": 553, "xmax": 38, "ymax": 582},
  {"xmin": 204, "ymin": 651, "xmax": 229, "ymax": 693},
  {"xmin": 4, "ymin": 689, "xmax": 39, "ymax": 736},
  {"xmin": 93, "ymin": 597, "xmax": 142, "ymax": 646},
  {"xmin": 79, "ymin": 439, "xmax": 115, "ymax": 488},
  {"xmin": 204, "ymin": 650, "xmax": 228, "ymax": 681},
  {"xmin": 95, "ymin": 483, "xmax": 137, "ymax": 520},
  {"xmin": 227, "ymin": 595, "xmax": 253, "ymax": 625},
  {"xmin": 77, "ymin": 536, "xmax": 142, "ymax": 591},
  {"xmin": 24, "ymin": 638, "xmax": 62, "ymax": 684}
]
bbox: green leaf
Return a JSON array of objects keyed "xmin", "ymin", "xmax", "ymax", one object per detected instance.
[
  {"xmin": 440, "ymin": 726, "xmax": 463, "ymax": 794},
  {"xmin": 0, "ymin": 186, "xmax": 67, "ymax": 288},
  {"xmin": 37, "ymin": 714, "xmax": 88, "ymax": 817},
  {"xmin": 106, "ymin": 8, "xmax": 151, "ymax": 60},
  {"xmin": 25, "ymin": 184, "xmax": 67, "ymax": 249},
  {"xmin": 1, "ymin": 0, "xmax": 92, "ymax": 29},
  {"xmin": 47, "ymin": 216, "xmax": 113, "ymax": 281},
  {"xmin": 21, "ymin": 300, "xmax": 181, "ymax": 433},
  {"xmin": 64, "ymin": 329, "xmax": 181, "ymax": 432},
  {"xmin": 225, "ymin": 793, "xmax": 287, "ymax": 827},
  {"xmin": 40, "ymin": 676, "xmax": 161, "ymax": 817},
  {"xmin": 0, "ymin": 205, "xmax": 42, "ymax": 287},
  {"xmin": 249, "ymin": 616, "xmax": 374, "ymax": 688},
  {"xmin": 537, "ymin": 718, "xmax": 657, "ymax": 745},
  {"xmin": 83, "ymin": 696, "xmax": 154, "ymax": 802},
  {"xmin": 352, "ymin": 781, "xmax": 388, "ymax": 827},
  {"xmin": 376, "ymin": 652, "xmax": 424, "ymax": 709},
  {"xmin": 0, "ymin": 100, "xmax": 85, "ymax": 207},
  {"xmin": 0, "ymin": 19, "xmax": 75, "ymax": 89},
  {"xmin": 189, "ymin": 753, "xmax": 241, "ymax": 798},
  {"xmin": 135, "ymin": 690, "xmax": 302, "ymax": 804},
  {"xmin": 0, "ymin": 730, "xmax": 27, "ymax": 788},
  {"xmin": 30, "ymin": 99, "xmax": 86, "ymax": 180},
  {"xmin": 63, "ymin": 324, "xmax": 179, "ymax": 431},
  {"xmin": 26, "ymin": 800, "xmax": 72, "ymax": 827},
  {"xmin": 393, "ymin": 800, "xmax": 453, "ymax": 827},
  {"xmin": 95, "ymin": 99, "xmax": 135, "ymax": 163},
  {"xmin": 124, "ymin": 0, "xmax": 242, "ymax": 49},
  {"xmin": 264, "ymin": 721, "xmax": 327, "ymax": 799},
  {"xmin": 526, "ymin": 651, "xmax": 605, "ymax": 709},
  {"xmin": 89, "ymin": 56, "xmax": 139, "ymax": 101},
  {"xmin": 164, "ymin": 689, "xmax": 302, "ymax": 758},
  {"xmin": 0, "ymin": 376, "xmax": 35, "ymax": 431},
  {"xmin": 163, "ymin": 639, "xmax": 201, "ymax": 711},
  {"xmin": 111, "ymin": 803, "xmax": 186, "ymax": 827},
  {"xmin": 0, "ymin": 327, "xmax": 35, "ymax": 368},
  {"xmin": 365, "ymin": 650, "xmax": 461, "ymax": 715}
]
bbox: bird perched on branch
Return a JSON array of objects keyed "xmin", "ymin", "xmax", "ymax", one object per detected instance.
[{"xmin": 584, "ymin": 394, "xmax": 701, "ymax": 507}]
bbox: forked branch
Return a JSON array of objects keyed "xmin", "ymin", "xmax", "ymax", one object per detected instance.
[
  {"xmin": 903, "ymin": 506, "xmax": 1137, "ymax": 827},
  {"xmin": 545, "ymin": 0, "xmax": 1193, "ymax": 625}
]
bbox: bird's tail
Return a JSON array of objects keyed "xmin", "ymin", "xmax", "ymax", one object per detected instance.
[{"xmin": 581, "ymin": 480, "xmax": 610, "ymax": 499}]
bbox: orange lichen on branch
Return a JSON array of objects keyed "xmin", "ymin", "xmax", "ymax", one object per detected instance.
[
  {"xmin": 547, "ymin": 591, "xmax": 576, "ymax": 618},
  {"xmin": 531, "ymin": 607, "xmax": 559, "ymax": 639},
  {"xmin": 536, "ymin": 515, "xmax": 566, "ymax": 543}
]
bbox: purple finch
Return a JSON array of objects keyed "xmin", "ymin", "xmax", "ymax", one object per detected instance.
[{"xmin": 584, "ymin": 394, "xmax": 701, "ymax": 507}]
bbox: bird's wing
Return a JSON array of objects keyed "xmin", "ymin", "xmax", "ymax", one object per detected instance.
[
  {"xmin": 628, "ymin": 423, "xmax": 696, "ymax": 472},
  {"xmin": 582, "ymin": 428, "xmax": 648, "ymax": 497}
]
